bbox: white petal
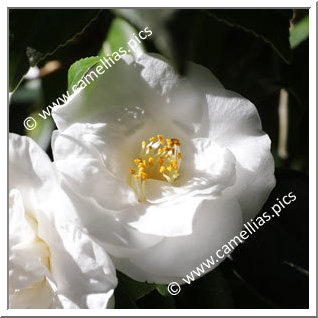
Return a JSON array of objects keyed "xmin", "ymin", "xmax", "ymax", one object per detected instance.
[
  {"xmin": 35, "ymin": 186, "xmax": 118, "ymax": 309},
  {"xmin": 113, "ymin": 198, "xmax": 243, "ymax": 283},
  {"xmin": 9, "ymin": 189, "xmax": 49, "ymax": 290},
  {"xmin": 136, "ymin": 53, "xmax": 224, "ymax": 136},
  {"xmin": 52, "ymin": 55, "xmax": 150, "ymax": 132},
  {"xmin": 51, "ymin": 124, "xmax": 137, "ymax": 210},
  {"xmin": 52, "ymin": 53, "xmax": 222, "ymax": 138},
  {"xmin": 58, "ymin": 180, "xmax": 164, "ymax": 254},
  {"xmin": 9, "ymin": 279, "xmax": 55, "ymax": 309},
  {"xmin": 9, "ymin": 133, "xmax": 58, "ymax": 214},
  {"xmin": 9, "ymin": 134, "xmax": 117, "ymax": 308},
  {"xmin": 205, "ymin": 91, "xmax": 275, "ymax": 221},
  {"xmin": 127, "ymin": 196, "xmax": 205, "ymax": 237}
]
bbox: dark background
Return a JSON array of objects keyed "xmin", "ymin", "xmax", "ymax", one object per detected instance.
[{"xmin": 9, "ymin": 8, "xmax": 309, "ymax": 309}]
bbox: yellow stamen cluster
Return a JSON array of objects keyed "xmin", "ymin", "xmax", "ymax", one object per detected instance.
[
  {"xmin": 129, "ymin": 135, "xmax": 182, "ymax": 197},
  {"xmin": 148, "ymin": 157, "xmax": 154, "ymax": 166},
  {"xmin": 131, "ymin": 158, "xmax": 149, "ymax": 181},
  {"xmin": 160, "ymin": 166, "xmax": 166, "ymax": 173}
]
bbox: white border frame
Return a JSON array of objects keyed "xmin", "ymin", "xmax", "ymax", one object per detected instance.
[{"xmin": 2, "ymin": 1, "xmax": 316, "ymax": 316}]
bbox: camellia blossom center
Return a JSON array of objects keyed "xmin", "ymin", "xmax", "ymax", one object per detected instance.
[{"xmin": 129, "ymin": 135, "xmax": 182, "ymax": 201}]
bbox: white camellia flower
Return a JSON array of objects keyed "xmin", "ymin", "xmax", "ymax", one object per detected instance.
[
  {"xmin": 9, "ymin": 133, "xmax": 117, "ymax": 308},
  {"xmin": 51, "ymin": 53, "xmax": 275, "ymax": 284}
]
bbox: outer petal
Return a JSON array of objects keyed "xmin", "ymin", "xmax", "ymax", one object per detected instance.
[
  {"xmin": 9, "ymin": 189, "xmax": 50, "ymax": 290},
  {"xmin": 52, "ymin": 53, "xmax": 222, "ymax": 137},
  {"xmin": 52, "ymin": 55, "xmax": 152, "ymax": 132},
  {"xmin": 9, "ymin": 280, "xmax": 55, "ymax": 309},
  {"xmin": 112, "ymin": 198, "xmax": 243, "ymax": 283},
  {"xmin": 57, "ymin": 174, "xmax": 243, "ymax": 283},
  {"xmin": 9, "ymin": 133, "xmax": 59, "ymax": 215},
  {"xmin": 37, "ymin": 206, "xmax": 118, "ymax": 309},
  {"xmin": 204, "ymin": 91, "xmax": 276, "ymax": 221},
  {"xmin": 9, "ymin": 134, "xmax": 117, "ymax": 308}
]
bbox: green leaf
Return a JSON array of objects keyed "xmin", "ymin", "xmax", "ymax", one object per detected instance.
[
  {"xmin": 99, "ymin": 17, "xmax": 145, "ymax": 57},
  {"xmin": 204, "ymin": 9, "xmax": 293, "ymax": 64},
  {"xmin": 67, "ymin": 57, "xmax": 101, "ymax": 91},
  {"xmin": 290, "ymin": 15, "xmax": 309, "ymax": 49},
  {"xmin": 9, "ymin": 9, "xmax": 101, "ymax": 92},
  {"xmin": 115, "ymin": 271, "xmax": 158, "ymax": 302},
  {"xmin": 114, "ymin": 271, "xmax": 176, "ymax": 309},
  {"xmin": 156, "ymin": 284, "xmax": 171, "ymax": 297}
]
